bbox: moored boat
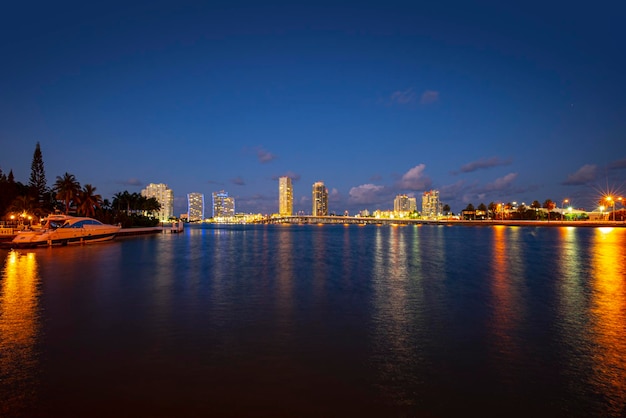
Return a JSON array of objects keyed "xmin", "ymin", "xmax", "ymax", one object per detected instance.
[{"xmin": 8, "ymin": 214, "xmax": 121, "ymax": 248}]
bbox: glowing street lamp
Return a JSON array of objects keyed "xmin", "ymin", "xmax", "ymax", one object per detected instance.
[
  {"xmin": 606, "ymin": 196, "xmax": 615, "ymax": 221},
  {"xmin": 562, "ymin": 199, "xmax": 569, "ymax": 221}
]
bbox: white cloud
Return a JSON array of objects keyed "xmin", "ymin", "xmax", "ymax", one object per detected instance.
[
  {"xmin": 563, "ymin": 164, "xmax": 597, "ymax": 185},
  {"xmin": 398, "ymin": 164, "xmax": 432, "ymax": 190},
  {"xmin": 348, "ymin": 184, "xmax": 385, "ymax": 204},
  {"xmin": 420, "ymin": 90, "xmax": 439, "ymax": 105},
  {"xmin": 483, "ymin": 173, "xmax": 518, "ymax": 191}
]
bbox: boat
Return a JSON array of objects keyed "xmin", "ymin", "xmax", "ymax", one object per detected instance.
[{"xmin": 8, "ymin": 214, "xmax": 121, "ymax": 248}]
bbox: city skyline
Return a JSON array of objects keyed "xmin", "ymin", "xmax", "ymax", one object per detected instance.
[{"xmin": 1, "ymin": 2, "xmax": 624, "ymax": 215}]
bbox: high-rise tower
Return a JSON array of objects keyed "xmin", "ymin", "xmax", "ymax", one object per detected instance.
[
  {"xmin": 187, "ymin": 193, "xmax": 204, "ymax": 222},
  {"xmin": 278, "ymin": 176, "xmax": 293, "ymax": 216},
  {"xmin": 312, "ymin": 181, "xmax": 328, "ymax": 216},
  {"xmin": 212, "ymin": 191, "xmax": 235, "ymax": 218},
  {"xmin": 141, "ymin": 183, "xmax": 174, "ymax": 221},
  {"xmin": 422, "ymin": 190, "xmax": 442, "ymax": 219}
]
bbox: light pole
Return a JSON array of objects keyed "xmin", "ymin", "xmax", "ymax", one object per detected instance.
[
  {"xmin": 562, "ymin": 199, "xmax": 569, "ymax": 221},
  {"xmin": 606, "ymin": 196, "xmax": 615, "ymax": 221}
]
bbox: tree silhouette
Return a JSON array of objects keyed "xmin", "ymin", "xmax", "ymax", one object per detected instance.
[
  {"xmin": 28, "ymin": 142, "xmax": 48, "ymax": 203},
  {"xmin": 54, "ymin": 173, "xmax": 81, "ymax": 214},
  {"xmin": 76, "ymin": 184, "xmax": 102, "ymax": 217}
]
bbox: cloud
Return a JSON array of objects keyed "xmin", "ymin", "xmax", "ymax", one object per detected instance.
[
  {"xmin": 420, "ymin": 90, "xmax": 439, "ymax": 105},
  {"xmin": 457, "ymin": 156, "xmax": 511, "ymax": 174},
  {"xmin": 348, "ymin": 184, "xmax": 385, "ymax": 204},
  {"xmin": 562, "ymin": 164, "xmax": 597, "ymax": 185},
  {"xmin": 397, "ymin": 164, "xmax": 432, "ymax": 190},
  {"xmin": 271, "ymin": 171, "xmax": 301, "ymax": 181},
  {"xmin": 483, "ymin": 172, "xmax": 518, "ymax": 191},
  {"xmin": 390, "ymin": 88, "xmax": 417, "ymax": 105},
  {"xmin": 117, "ymin": 178, "xmax": 142, "ymax": 186},
  {"xmin": 329, "ymin": 188, "xmax": 341, "ymax": 202},
  {"xmin": 231, "ymin": 176, "xmax": 245, "ymax": 186},
  {"xmin": 608, "ymin": 158, "xmax": 626, "ymax": 170},
  {"xmin": 439, "ymin": 180, "xmax": 468, "ymax": 200},
  {"xmin": 255, "ymin": 147, "xmax": 276, "ymax": 163}
]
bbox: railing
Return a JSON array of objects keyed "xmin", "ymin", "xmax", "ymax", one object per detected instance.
[{"xmin": 0, "ymin": 227, "xmax": 16, "ymax": 236}]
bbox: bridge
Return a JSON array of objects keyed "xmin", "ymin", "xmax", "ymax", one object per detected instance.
[
  {"xmin": 253, "ymin": 215, "xmax": 443, "ymax": 226},
  {"xmin": 252, "ymin": 215, "xmax": 626, "ymax": 228}
]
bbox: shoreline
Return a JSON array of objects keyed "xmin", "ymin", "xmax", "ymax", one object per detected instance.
[{"xmin": 431, "ymin": 219, "xmax": 625, "ymax": 228}]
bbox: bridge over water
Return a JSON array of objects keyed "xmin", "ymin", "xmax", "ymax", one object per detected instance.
[
  {"xmin": 254, "ymin": 215, "xmax": 441, "ymax": 226},
  {"xmin": 253, "ymin": 215, "xmax": 625, "ymax": 228}
]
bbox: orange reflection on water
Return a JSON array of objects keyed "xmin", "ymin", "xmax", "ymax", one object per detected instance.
[
  {"xmin": 490, "ymin": 226, "xmax": 518, "ymax": 358},
  {"xmin": 0, "ymin": 250, "xmax": 41, "ymax": 416},
  {"xmin": 590, "ymin": 228, "xmax": 626, "ymax": 415}
]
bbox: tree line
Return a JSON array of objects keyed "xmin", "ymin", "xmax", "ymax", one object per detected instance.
[
  {"xmin": 0, "ymin": 143, "xmax": 162, "ymax": 227},
  {"xmin": 458, "ymin": 201, "xmax": 590, "ymax": 221}
]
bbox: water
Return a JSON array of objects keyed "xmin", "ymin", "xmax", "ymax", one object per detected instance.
[{"xmin": 1, "ymin": 224, "xmax": 625, "ymax": 417}]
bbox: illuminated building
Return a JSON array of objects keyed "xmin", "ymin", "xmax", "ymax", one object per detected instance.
[
  {"xmin": 141, "ymin": 183, "xmax": 174, "ymax": 221},
  {"xmin": 394, "ymin": 194, "xmax": 414, "ymax": 212},
  {"xmin": 422, "ymin": 190, "xmax": 442, "ymax": 219},
  {"xmin": 312, "ymin": 181, "xmax": 328, "ymax": 216},
  {"xmin": 187, "ymin": 193, "xmax": 204, "ymax": 222},
  {"xmin": 212, "ymin": 191, "xmax": 235, "ymax": 218},
  {"xmin": 279, "ymin": 176, "xmax": 293, "ymax": 216}
]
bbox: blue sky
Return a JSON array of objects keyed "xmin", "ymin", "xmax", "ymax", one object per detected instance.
[{"xmin": 1, "ymin": 1, "xmax": 625, "ymax": 215}]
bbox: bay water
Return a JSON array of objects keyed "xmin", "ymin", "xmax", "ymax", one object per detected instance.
[{"xmin": 1, "ymin": 224, "xmax": 625, "ymax": 417}]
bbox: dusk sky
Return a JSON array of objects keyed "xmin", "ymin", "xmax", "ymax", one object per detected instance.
[{"xmin": 1, "ymin": 1, "xmax": 625, "ymax": 215}]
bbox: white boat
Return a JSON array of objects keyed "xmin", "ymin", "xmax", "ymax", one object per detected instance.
[{"xmin": 10, "ymin": 214, "xmax": 121, "ymax": 248}]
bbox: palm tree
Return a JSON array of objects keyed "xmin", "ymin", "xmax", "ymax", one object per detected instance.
[
  {"xmin": 76, "ymin": 184, "xmax": 102, "ymax": 217},
  {"xmin": 477, "ymin": 203, "xmax": 487, "ymax": 220},
  {"xmin": 7, "ymin": 195, "xmax": 39, "ymax": 226},
  {"xmin": 142, "ymin": 197, "xmax": 161, "ymax": 217},
  {"xmin": 488, "ymin": 202, "xmax": 498, "ymax": 220},
  {"xmin": 464, "ymin": 203, "xmax": 475, "ymax": 220},
  {"xmin": 7, "ymin": 195, "xmax": 37, "ymax": 216},
  {"xmin": 530, "ymin": 200, "xmax": 541, "ymax": 220},
  {"xmin": 54, "ymin": 173, "xmax": 81, "ymax": 214},
  {"xmin": 112, "ymin": 191, "xmax": 134, "ymax": 215}
]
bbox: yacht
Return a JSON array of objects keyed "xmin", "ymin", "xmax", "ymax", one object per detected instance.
[{"xmin": 10, "ymin": 214, "xmax": 121, "ymax": 248}]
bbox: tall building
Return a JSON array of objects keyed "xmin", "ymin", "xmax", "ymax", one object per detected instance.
[
  {"xmin": 141, "ymin": 183, "xmax": 174, "ymax": 221},
  {"xmin": 212, "ymin": 191, "xmax": 235, "ymax": 218},
  {"xmin": 394, "ymin": 194, "xmax": 412, "ymax": 213},
  {"xmin": 187, "ymin": 193, "xmax": 204, "ymax": 222},
  {"xmin": 312, "ymin": 181, "xmax": 328, "ymax": 216},
  {"xmin": 422, "ymin": 190, "xmax": 442, "ymax": 219},
  {"xmin": 278, "ymin": 176, "xmax": 293, "ymax": 216}
]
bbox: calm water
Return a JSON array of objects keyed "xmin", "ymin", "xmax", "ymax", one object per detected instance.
[{"xmin": 1, "ymin": 224, "xmax": 625, "ymax": 417}]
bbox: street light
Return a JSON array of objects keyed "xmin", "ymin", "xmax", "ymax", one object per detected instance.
[
  {"xmin": 562, "ymin": 199, "xmax": 569, "ymax": 221},
  {"xmin": 606, "ymin": 196, "xmax": 615, "ymax": 221}
]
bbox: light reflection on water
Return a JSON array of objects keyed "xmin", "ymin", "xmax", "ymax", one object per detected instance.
[
  {"xmin": 590, "ymin": 228, "xmax": 626, "ymax": 416},
  {"xmin": 0, "ymin": 225, "xmax": 625, "ymax": 416},
  {"xmin": 0, "ymin": 251, "xmax": 40, "ymax": 417}
]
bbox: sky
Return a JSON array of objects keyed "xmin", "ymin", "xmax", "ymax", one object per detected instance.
[{"xmin": 1, "ymin": 0, "xmax": 625, "ymax": 216}]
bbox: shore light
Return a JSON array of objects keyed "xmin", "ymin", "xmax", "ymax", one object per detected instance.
[{"xmin": 606, "ymin": 196, "xmax": 616, "ymax": 221}]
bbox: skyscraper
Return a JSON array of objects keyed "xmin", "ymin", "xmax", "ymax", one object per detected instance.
[
  {"xmin": 212, "ymin": 191, "xmax": 235, "ymax": 218},
  {"xmin": 278, "ymin": 176, "xmax": 293, "ymax": 216},
  {"xmin": 394, "ymin": 194, "xmax": 411, "ymax": 213},
  {"xmin": 187, "ymin": 193, "xmax": 204, "ymax": 222},
  {"xmin": 422, "ymin": 190, "xmax": 442, "ymax": 219},
  {"xmin": 312, "ymin": 181, "xmax": 328, "ymax": 216},
  {"xmin": 141, "ymin": 183, "xmax": 174, "ymax": 221}
]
